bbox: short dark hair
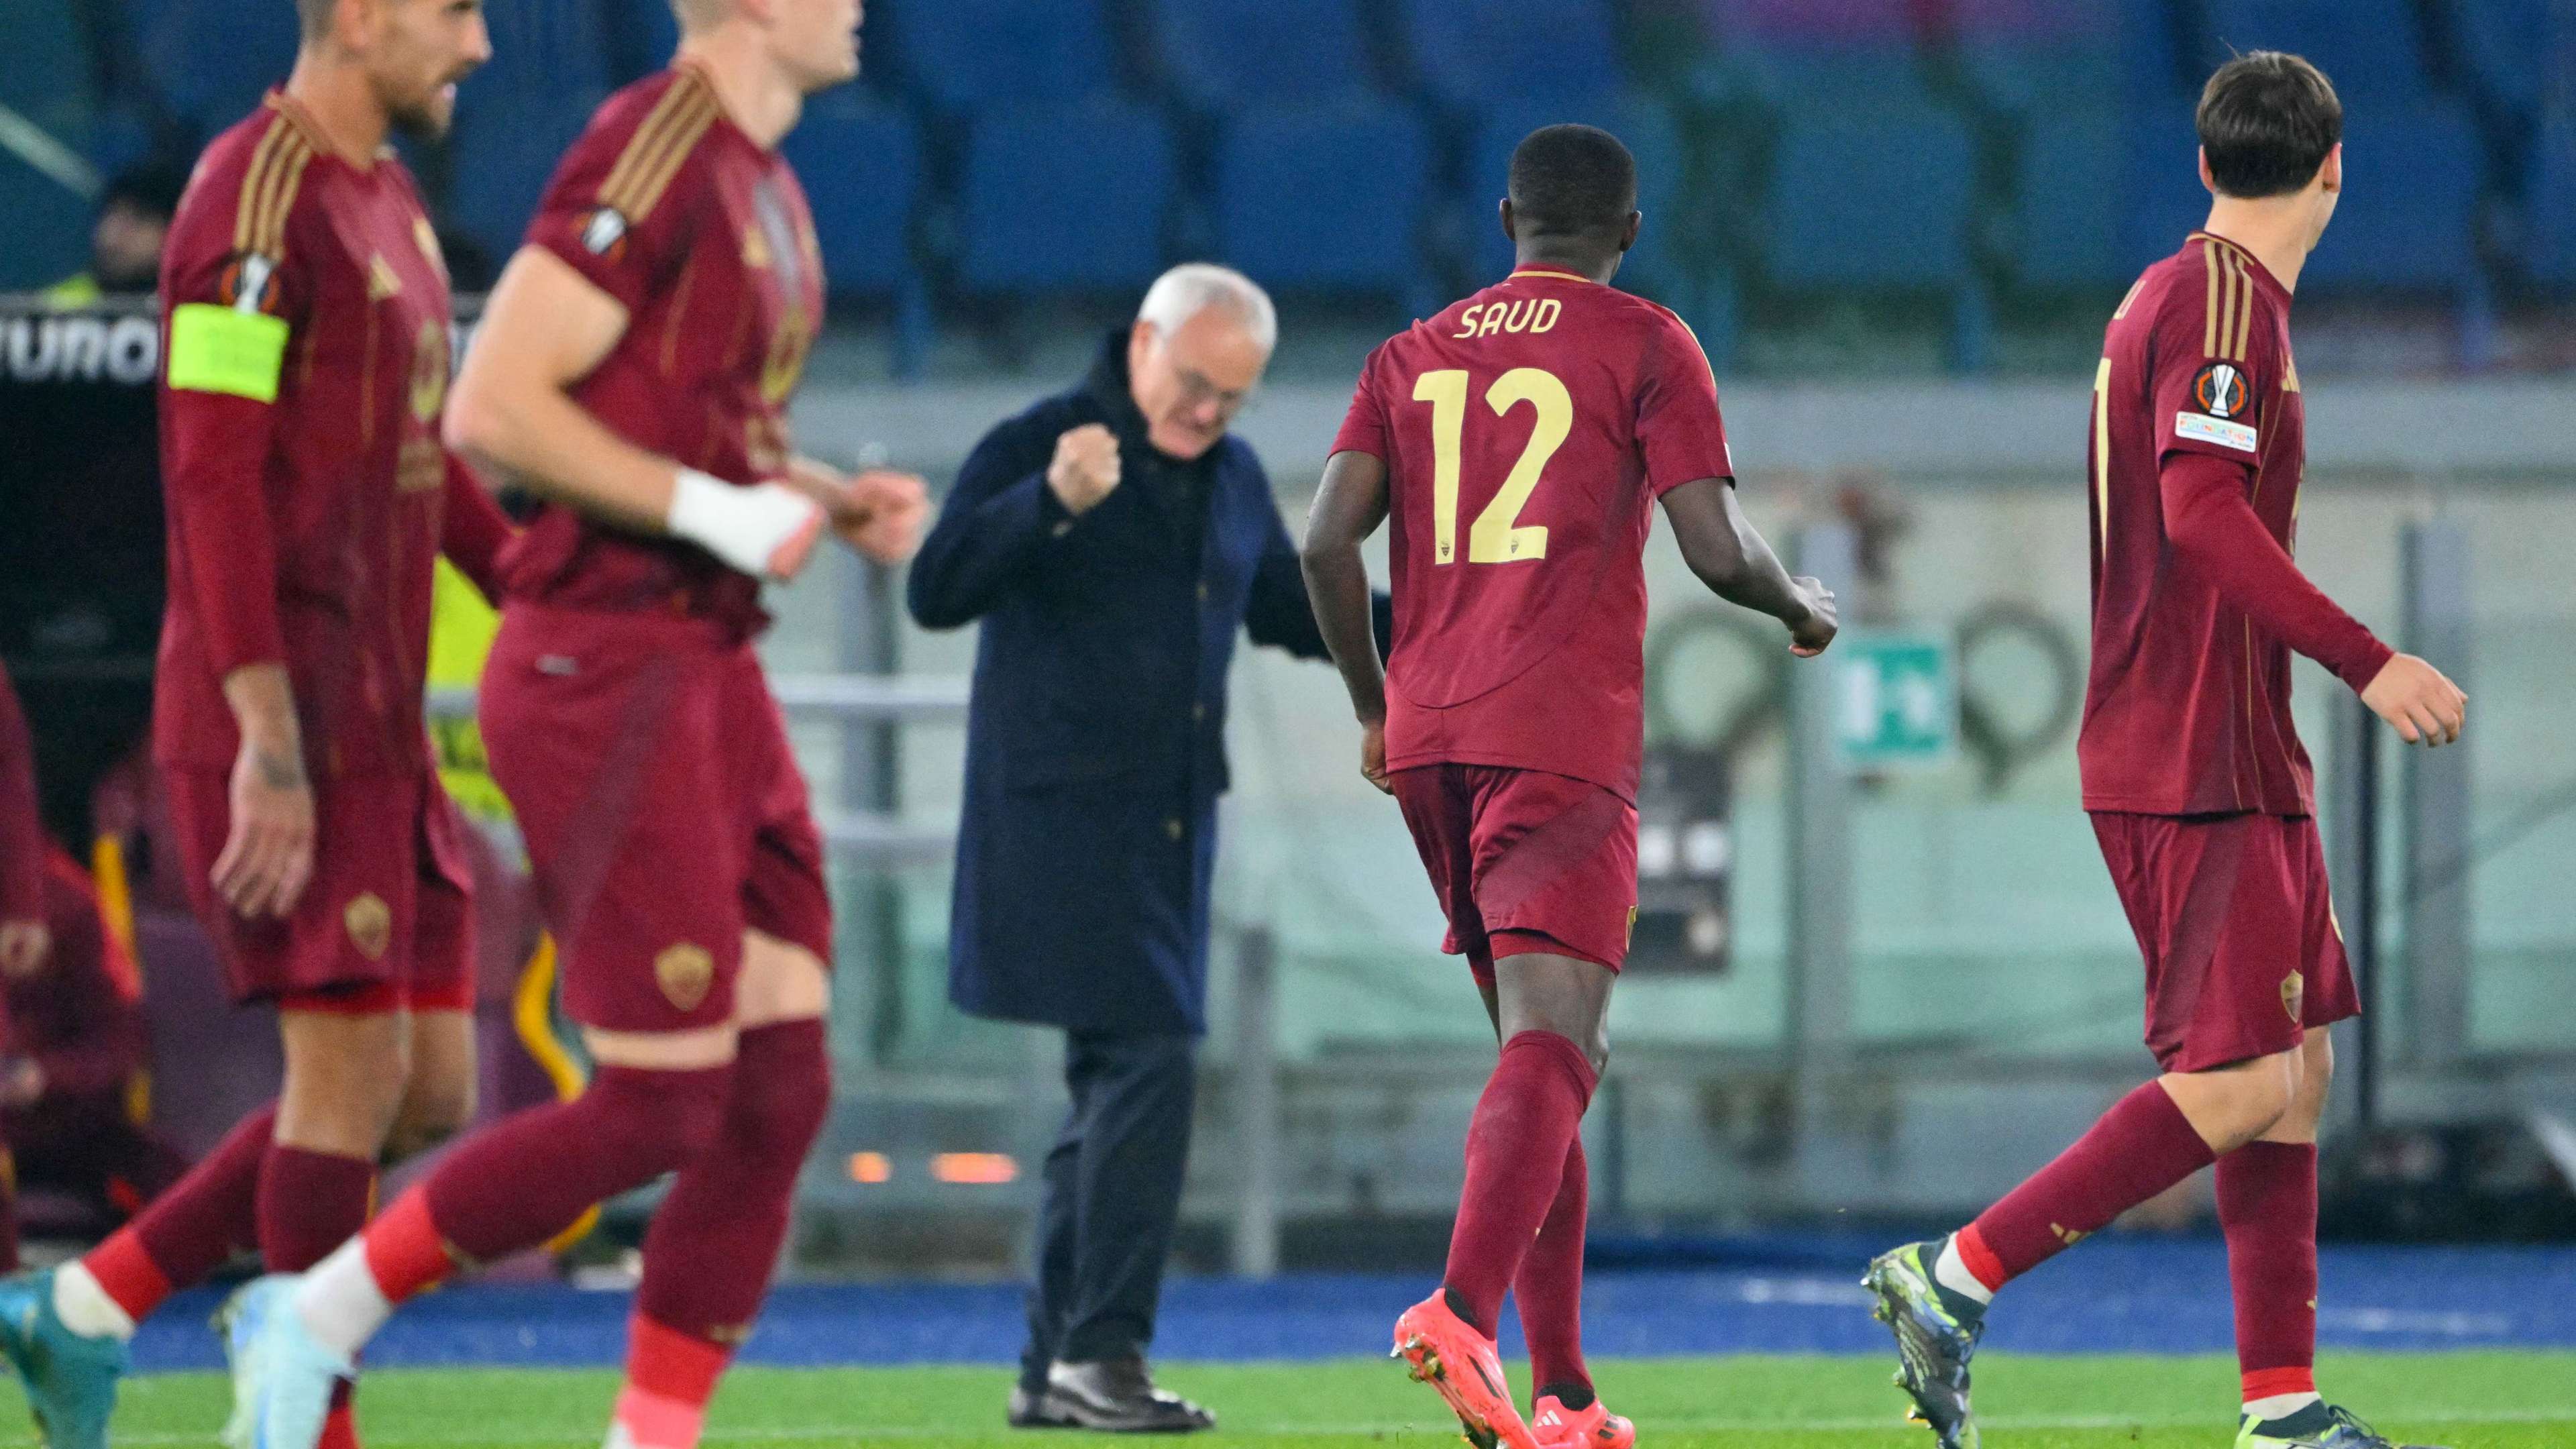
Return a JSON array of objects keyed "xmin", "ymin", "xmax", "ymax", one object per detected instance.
[
  {"xmin": 2197, "ymin": 50, "xmax": 2341, "ymax": 199},
  {"xmin": 101, "ymin": 161, "xmax": 188, "ymax": 223},
  {"xmin": 1507, "ymin": 124, "xmax": 1638, "ymax": 239}
]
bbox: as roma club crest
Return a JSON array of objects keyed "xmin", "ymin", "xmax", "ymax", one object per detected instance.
[
  {"xmin": 2281, "ymin": 969, "xmax": 2306, "ymax": 1024},
  {"xmin": 344, "ymin": 892, "xmax": 392, "ymax": 963},
  {"xmin": 655, "ymin": 942, "xmax": 716, "ymax": 1012},
  {"xmin": 2192, "ymin": 362, "xmax": 2251, "ymax": 421}
]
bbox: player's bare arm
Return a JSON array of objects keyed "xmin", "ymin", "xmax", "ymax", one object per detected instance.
[
  {"xmin": 212, "ymin": 663, "xmax": 315, "ymax": 919},
  {"xmin": 1658, "ymin": 478, "xmax": 1839, "ymax": 656},
  {"xmin": 1300, "ymin": 449, "xmax": 1393, "ymax": 792},
  {"xmin": 445, "ymin": 246, "xmax": 826, "ymax": 581},
  {"xmin": 783, "ymin": 454, "xmax": 928, "ymax": 564}
]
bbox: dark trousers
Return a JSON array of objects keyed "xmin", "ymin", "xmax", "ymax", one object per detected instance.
[{"xmin": 1020, "ymin": 1030, "xmax": 1196, "ymax": 1389}]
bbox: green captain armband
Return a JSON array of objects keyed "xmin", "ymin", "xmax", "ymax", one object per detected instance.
[{"xmin": 166, "ymin": 302, "xmax": 290, "ymax": 402}]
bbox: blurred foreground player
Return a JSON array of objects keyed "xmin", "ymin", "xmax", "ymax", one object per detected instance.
[
  {"xmin": 0, "ymin": 664, "xmax": 47, "ymax": 987},
  {"xmin": 1, "ymin": 847, "xmax": 191, "ymax": 1272},
  {"xmin": 1864, "ymin": 53, "xmax": 2464, "ymax": 1449},
  {"xmin": 1304, "ymin": 125, "xmax": 1837, "ymax": 1449},
  {"xmin": 0, "ymin": 4, "xmax": 510, "ymax": 1447},
  {"xmin": 229, "ymin": 2, "xmax": 926, "ymax": 1448}
]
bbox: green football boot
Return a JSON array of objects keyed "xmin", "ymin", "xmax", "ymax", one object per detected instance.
[
  {"xmin": 0, "ymin": 1267, "xmax": 129, "ymax": 1449},
  {"xmin": 2237, "ymin": 1402, "xmax": 2449, "ymax": 1449},
  {"xmin": 1864, "ymin": 1239, "xmax": 1985, "ymax": 1449}
]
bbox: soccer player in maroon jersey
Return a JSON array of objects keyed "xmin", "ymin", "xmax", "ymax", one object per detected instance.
[
  {"xmin": 1864, "ymin": 54, "xmax": 2465, "ymax": 1449},
  {"xmin": 1304, "ymin": 125, "xmax": 1838, "ymax": 1449},
  {"xmin": 0, "ymin": 5, "xmax": 509, "ymax": 1448},
  {"xmin": 0, "ymin": 665, "xmax": 48, "ymax": 986},
  {"xmin": 227, "ymin": 3, "xmax": 926, "ymax": 1448}
]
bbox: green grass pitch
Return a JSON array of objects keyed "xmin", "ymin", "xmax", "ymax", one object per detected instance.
[{"xmin": 23, "ymin": 1351, "xmax": 2573, "ymax": 1448}]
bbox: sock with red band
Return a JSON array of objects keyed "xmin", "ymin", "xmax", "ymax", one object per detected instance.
[
  {"xmin": 1515, "ymin": 1134, "xmax": 1593, "ymax": 1410},
  {"xmin": 1441, "ymin": 1030, "xmax": 1599, "ymax": 1338},
  {"xmin": 1962, "ymin": 1081, "xmax": 2216, "ymax": 1294},
  {"xmin": 58, "ymin": 1102, "xmax": 273, "ymax": 1337},
  {"xmin": 293, "ymin": 1064, "xmax": 733, "ymax": 1358},
  {"xmin": 619, "ymin": 1021, "xmax": 831, "ymax": 1449},
  {"xmin": 2220, "ymin": 1140, "xmax": 2321, "ymax": 1416}
]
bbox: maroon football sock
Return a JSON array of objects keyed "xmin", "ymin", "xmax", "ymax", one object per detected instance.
[
  {"xmin": 635, "ymin": 1020, "xmax": 830, "ymax": 1344},
  {"xmin": 1442, "ymin": 1030, "xmax": 1599, "ymax": 1337},
  {"xmin": 83, "ymin": 1102, "xmax": 272, "ymax": 1321},
  {"xmin": 258, "ymin": 1144, "xmax": 376, "ymax": 1273},
  {"xmin": 1964, "ymin": 1081, "xmax": 2215, "ymax": 1290},
  {"xmin": 413, "ymin": 1064, "xmax": 731, "ymax": 1278},
  {"xmin": 2218, "ymin": 1140, "xmax": 2320, "ymax": 1403},
  {"xmin": 1515, "ymin": 1134, "xmax": 1591, "ymax": 1404}
]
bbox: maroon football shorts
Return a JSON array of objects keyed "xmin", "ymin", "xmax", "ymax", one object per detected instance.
[
  {"xmin": 2092, "ymin": 810, "xmax": 2360, "ymax": 1074},
  {"xmin": 167, "ymin": 767, "xmax": 475, "ymax": 1012},
  {"xmin": 480, "ymin": 603, "xmax": 831, "ymax": 1035},
  {"xmin": 1391, "ymin": 763, "xmax": 1639, "ymax": 985}
]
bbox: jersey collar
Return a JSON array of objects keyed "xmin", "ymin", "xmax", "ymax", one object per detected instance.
[
  {"xmin": 1507, "ymin": 266, "xmax": 1602, "ymax": 285},
  {"xmin": 2190, "ymin": 231, "xmax": 2289, "ymax": 306}
]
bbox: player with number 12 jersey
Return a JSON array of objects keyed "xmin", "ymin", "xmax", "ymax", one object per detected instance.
[{"xmin": 1301, "ymin": 124, "xmax": 1837, "ymax": 1449}]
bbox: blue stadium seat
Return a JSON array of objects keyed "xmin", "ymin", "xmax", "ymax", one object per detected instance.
[
  {"xmin": 2202, "ymin": 0, "xmax": 2440, "ymax": 109},
  {"xmin": 2118, "ymin": 101, "xmax": 2220, "ymax": 276},
  {"xmin": 780, "ymin": 99, "xmax": 922, "ymax": 296},
  {"xmin": 0, "ymin": 152, "xmax": 93, "ymax": 292},
  {"xmin": 607, "ymin": 0, "xmax": 684, "ymax": 83},
  {"xmin": 1148, "ymin": 0, "xmax": 1375, "ymax": 109},
  {"xmin": 0, "ymin": 5, "xmax": 95, "ymax": 144},
  {"xmin": 1213, "ymin": 101, "xmax": 1430, "ymax": 302},
  {"xmin": 2445, "ymin": 0, "xmax": 2574, "ymax": 119},
  {"xmin": 472, "ymin": 0, "xmax": 612, "ymax": 97},
  {"xmin": 1768, "ymin": 107, "xmax": 1976, "ymax": 291},
  {"xmin": 2534, "ymin": 119, "xmax": 2576, "ymax": 287},
  {"xmin": 1705, "ymin": 0, "xmax": 1941, "ymax": 114},
  {"xmin": 443, "ymin": 89, "xmax": 605, "ymax": 271},
  {"xmin": 1955, "ymin": 0, "xmax": 2178, "ymax": 112},
  {"xmin": 2012, "ymin": 113, "xmax": 2127, "ymax": 288},
  {"xmin": 1466, "ymin": 96, "xmax": 1690, "ymax": 299},
  {"xmin": 957, "ymin": 99, "xmax": 1173, "ymax": 294},
  {"xmin": 1397, "ymin": 0, "xmax": 1624, "ymax": 111},
  {"xmin": 2300, "ymin": 105, "xmax": 2483, "ymax": 292},
  {"xmin": 142, "ymin": 0, "xmax": 299, "ymax": 135},
  {"xmin": 882, "ymin": 0, "xmax": 1118, "ymax": 116}
]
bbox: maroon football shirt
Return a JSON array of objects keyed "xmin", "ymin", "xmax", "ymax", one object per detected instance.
[
  {"xmin": 1332, "ymin": 267, "xmax": 1734, "ymax": 800},
  {"xmin": 154, "ymin": 92, "xmax": 503, "ymax": 780},
  {"xmin": 0, "ymin": 663, "xmax": 43, "ymax": 926},
  {"xmin": 2081, "ymin": 231, "xmax": 2389, "ymax": 817},
  {"xmin": 501, "ymin": 62, "xmax": 828, "ymax": 631}
]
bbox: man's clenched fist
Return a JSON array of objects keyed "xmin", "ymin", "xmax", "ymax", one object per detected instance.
[{"xmin": 1047, "ymin": 424, "xmax": 1122, "ymax": 517}]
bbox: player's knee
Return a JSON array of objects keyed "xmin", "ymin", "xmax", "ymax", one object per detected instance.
[
  {"xmin": 382, "ymin": 1073, "xmax": 478, "ymax": 1163},
  {"xmin": 730, "ymin": 1020, "xmax": 832, "ymax": 1163},
  {"xmin": 585, "ymin": 1061, "xmax": 737, "ymax": 1171}
]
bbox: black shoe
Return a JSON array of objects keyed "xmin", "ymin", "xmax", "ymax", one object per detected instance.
[
  {"xmin": 1043, "ymin": 1358, "xmax": 1215, "ymax": 1433},
  {"xmin": 1010, "ymin": 1383, "xmax": 1077, "ymax": 1430}
]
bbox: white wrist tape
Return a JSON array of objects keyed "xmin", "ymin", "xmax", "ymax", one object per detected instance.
[{"xmin": 665, "ymin": 470, "xmax": 822, "ymax": 579}]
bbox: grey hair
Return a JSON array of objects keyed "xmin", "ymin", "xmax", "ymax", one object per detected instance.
[{"xmin": 1136, "ymin": 263, "xmax": 1277, "ymax": 354}]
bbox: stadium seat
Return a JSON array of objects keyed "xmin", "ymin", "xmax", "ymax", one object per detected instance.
[
  {"xmin": 1705, "ymin": 0, "xmax": 1942, "ymax": 114},
  {"xmin": 2300, "ymin": 105, "xmax": 2484, "ymax": 294},
  {"xmin": 1148, "ymin": 0, "xmax": 1377, "ymax": 110},
  {"xmin": 0, "ymin": 152, "xmax": 92, "ymax": 292},
  {"xmin": 0, "ymin": 4, "xmax": 95, "ymax": 146},
  {"xmin": 781, "ymin": 98, "xmax": 923, "ymax": 297},
  {"xmin": 2443, "ymin": 0, "xmax": 2575, "ymax": 121},
  {"xmin": 1396, "ymin": 0, "xmax": 1624, "ymax": 111},
  {"xmin": 138, "ymin": 0, "xmax": 299, "ymax": 135},
  {"xmin": 957, "ymin": 99, "xmax": 1173, "ymax": 294},
  {"xmin": 881, "ymin": 0, "xmax": 1120, "ymax": 116},
  {"xmin": 606, "ymin": 0, "xmax": 685, "ymax": 83},
  {"xmin": 470, "ymin": 0, "xmax": 613, "ymax": 98},
  {"xmin": 1953, "ymin": 0, "xmax": 2179, "ymax": 113},
  {"xmin": 443, "ymin": 88, "xmax": 606, "ymax": 273},
  {"xmin": 2117, "ymin": 101, "xmax": 2222, "ymax": 276},
  {"xmin": 2201, "ymin": 0, "xmax": 2442, "ymax": 109},
  {"xmin": 2526, "ymin": 119, "xmax": 2576, "ymax": 288},
  {"xmin": 1767, "ymin": 107, "xmax": 1976, "ymax": 291},
  {"xmin": 2012, "ymin": 113, "xmax": 2127, "ymax": 289},
  {"xmin": 1466, "ymin": 95, "xmax": 1691, "ymax": 302},
  {"xmin": 1212, "ymin": 101, "xmax": 1431, "ymax": 306}
]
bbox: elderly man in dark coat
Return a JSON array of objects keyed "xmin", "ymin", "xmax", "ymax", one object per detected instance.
[{"xmin": 909, "ymin": 264, "xmax": 1382, "ymax": 1432}]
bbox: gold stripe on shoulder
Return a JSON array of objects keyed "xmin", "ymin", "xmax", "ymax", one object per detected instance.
[
  {"xmin": 2232, "ymin": 250, "xmax": 2257, "ymax": 361},
  {"xmin": 599, "ymin": 74, "xmax": 716, "ymax": 219},
  {"xmin": 2202, "ymin": 237, "xmax": 2222, "ymax": 357},
  {"xmin": 252, "ymin": 130, "xmax": 316, "ymax": 260},
  {"xmin": 611, "ymin": 85, "xmax": 717, "ymax": 224},
  {"xmin": 232, "ymin": 118, "xmax": 289, "ymax": 255}
]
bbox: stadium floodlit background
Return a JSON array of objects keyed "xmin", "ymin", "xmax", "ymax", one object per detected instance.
[{"xmin": 3, "ymin": 0, "xmax": 2575, "ymax": 1443}]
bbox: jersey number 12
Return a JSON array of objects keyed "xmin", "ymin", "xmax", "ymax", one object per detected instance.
[{"xmin": 1409, "ymin": 368, "xmax": 1571, "ymax": 565}]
